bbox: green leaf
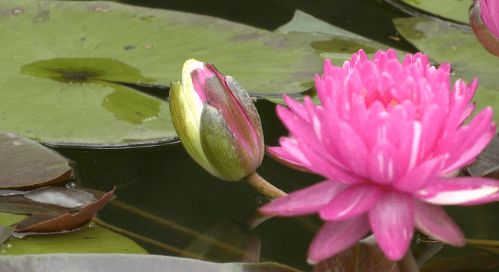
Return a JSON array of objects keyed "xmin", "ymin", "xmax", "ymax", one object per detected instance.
[
  {"xmin": 0, "ymin": 132, "xmax": 71, "ymax": 189},
  {"xmin": 0, "ymin": 213, "xmax": 146, "ymax": 254},
  {"xmin": 394, "ymin": 0, "xmax": 470, "ymax": 24},
  {"xmin": 394, "ymin": 17, "xmax": 499, "ymax": 123},
  {"xmin": 0, "ymin": 254, "xmax": 301, "ymax": 272},
  {"xmin": 0, "ymin": 1, "xmax": 320, "ymax": 147},
  {"xmin": 276, "ymin": 10, "xmax": 390, "ymax": 64}
]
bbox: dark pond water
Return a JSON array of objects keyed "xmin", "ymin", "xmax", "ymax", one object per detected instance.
[{"xmin": 51, "ymin": 0, "xmax": 499, "ymax": 271}]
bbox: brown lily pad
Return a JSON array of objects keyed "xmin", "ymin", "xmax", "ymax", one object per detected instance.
[{"xmin": 0, "ymin": 132, "xmax": 72, "ymax": 189}]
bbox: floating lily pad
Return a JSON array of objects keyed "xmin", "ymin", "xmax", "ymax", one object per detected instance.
[
  {"xmin": 0, "ymin": 213, "xmax": 146, "ymax": 255},
  {"xmin": 276, "ymin": 10, "xmax": 389, "ymax": 63},
  {"xmin": 390, "ymin": 0, "xmax": 470, "ymax": 24},
  {"xmin": 394, "ymin": 17, "xmax": 499, "ymax": 123},
  {"xmin": 0, "ymin": 254, "xmax": 300, "ymax": 272},
  {"xmin": 0, "ymin": 132, "xmax": 71, "ymax": 189},
  {"xmin": 0, "ymin": 1, "xmax": 320, "ymax": 147},
  {"xmin": 266, "ymin": 10, "xmax": 396, "ymax": 104}
]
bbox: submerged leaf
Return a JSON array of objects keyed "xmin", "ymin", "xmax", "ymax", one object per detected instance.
[
  {"xmin": 0, "ymin": 132, "xmax": 71, "ymax": 189},
  {"xmin": 421, "ymin": 254, "xmax": 499, "ymax": 272},
  {"xmin": 182, "ymin": 221, "xmax": 261, "ymax": 262},
  {"xmin": 313, "ymin": 238, "xmax": 419, "ymax": 272}
]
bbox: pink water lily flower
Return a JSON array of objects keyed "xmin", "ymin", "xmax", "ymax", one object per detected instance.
[{"xmin": 261, "ymin": 49, "xmax": 499, "ymax": 263}]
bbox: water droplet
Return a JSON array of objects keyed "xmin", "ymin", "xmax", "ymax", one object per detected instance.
[
  {"xmin": 66, "ymin": 182, "xmax": 76, "ymax": 189},
  {"xmin": 5, "ymin": 243, "xmax": 12, "ymax": 249},
  {"xmin": 88, "ymin": 222, "xmax": 95, "ymax": 228}
]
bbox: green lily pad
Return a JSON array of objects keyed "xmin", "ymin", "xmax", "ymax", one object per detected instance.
[
  {"xmin": 394, "ymin": 17, "xmax": 499, "ymax": 123},
  {"xmin": 394, "ymin": 0, "xmax": 470, "ymax": 24},
  {"xmin": 266, "ymin": 10, "xmax": 395, "ymax": 105},
  {"xmin": 0, "ymin": 1, "xmax": 320, "ymax": 147},
  {"xmin": 276, "ymin": 10, "xmax": 389, "ymax": 63},
  {"xmin": 0, "ymin": 213, "xmax": 146, "ymax": 254}
]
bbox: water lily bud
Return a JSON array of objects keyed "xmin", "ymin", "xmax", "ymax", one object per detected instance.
[
  {"xmin": 169, "ymin": 59, "xmax": 264, "ymax": 181},
  {"xmin": 470, "ymin": 0, "xmax": 499, "ymax": 56}
]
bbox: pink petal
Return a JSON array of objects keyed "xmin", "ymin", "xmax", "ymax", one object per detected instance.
[
  {"xmin": 259, "ymin": 181, "xmax": 347, "ymax": 216},
  {"xmin": 394, "ymin": 156, "xmax": 443, "ymax": 193},
  {"xmin": 296, "ymin": 139, "xmax": 364, "ymax": 185},
  {"xmin": 369, "ymin": 192, "xmax": 414, "ymax": 261},
  {"xmin": 307, "ymin": 215, "xmax": 370, "ymax": 264},
  {"xmin": 319, "ymin": 185, "xmax": 383, "ymax": 220},
  {"xmin": 283, "ymin": 95, "xmax": 309, "ymax": 121},
  {"xmin": 190, "ymin": 66, "xmax": 213, "ymax": 102},
  {"xmin": 417, "ymin": 177, "xmax": 499, "ymax": 205},
  {"xmin": 367, "ymin": 141, "xmax": 400, "ymax": 184},
  {"xmin": 440, "ymin": 108, "xmax": 495, "ymax": 174},
  {"xmin": 414, "ymin": 201, "xmax": 465, "ymax": 246},
  {"xmin": 266, "ymin": 139, "xmax": 310, "ymax": 172},
  {"xmin": 334, "ymin": 122, "xmax": 369, "ymax": 175}
]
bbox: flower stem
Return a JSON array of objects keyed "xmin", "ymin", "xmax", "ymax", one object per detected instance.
[
  {"xmin": 245, "ymin": 172, "xmax": 286, "ymax": 199},
  {"xmin": 466, "ymin": 238, "xmax": 499, "ymax": 248}
]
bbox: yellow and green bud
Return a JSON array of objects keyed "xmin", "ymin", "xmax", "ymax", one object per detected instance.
[{"xmin": 169, "ymin": 59, "xmax": 264, "ymax": 181}]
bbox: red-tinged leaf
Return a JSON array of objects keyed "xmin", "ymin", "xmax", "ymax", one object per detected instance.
[{"xmin": 14, "ymin": 188, "xmax": 115, "ymax": 235}]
